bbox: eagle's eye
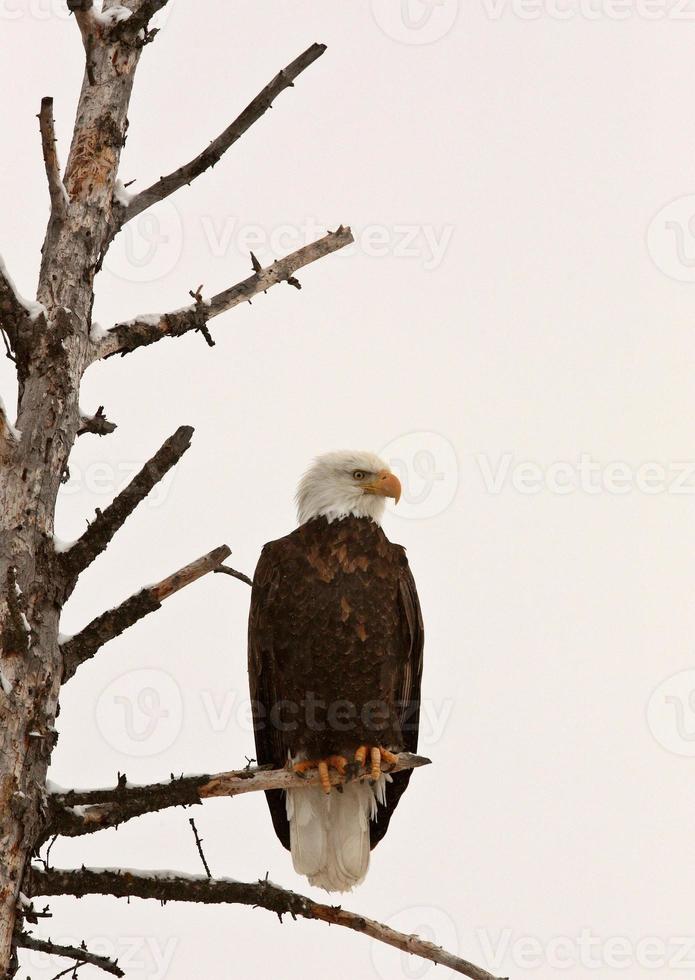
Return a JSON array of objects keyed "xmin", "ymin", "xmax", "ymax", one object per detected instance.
[{"xmin": 352, "ymin": 470, "xmax": 367, "ymax": 481}]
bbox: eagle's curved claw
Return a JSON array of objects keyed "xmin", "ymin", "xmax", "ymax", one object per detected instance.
[
  {"xmin": 354, "ymin": 745, "xmax": 399, "ymax": 781},
  {"xmin": 293, "ymin": 754, "xmax": 348, "ymax": 793}
]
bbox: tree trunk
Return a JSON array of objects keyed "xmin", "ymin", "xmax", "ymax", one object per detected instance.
[{"xmin": 0, "ymin": 9, "xmax": 143, "ymax": 973}]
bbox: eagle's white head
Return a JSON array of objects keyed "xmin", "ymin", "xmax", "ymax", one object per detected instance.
[{"xmin": 296, "ymin": 450, "xmax": 402, "ymax": 525}]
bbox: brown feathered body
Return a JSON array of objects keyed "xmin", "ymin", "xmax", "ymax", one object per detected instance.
[{"xmin": 248, "ymin": 515, "xmax": 423, "ymax": 862}]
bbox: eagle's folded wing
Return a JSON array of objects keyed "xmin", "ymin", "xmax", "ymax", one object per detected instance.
[
  {"xmin": 248, "ymin": 542, "xmax": 292, "ymax": 850},
  {"xmin": 369, "ymin": 554, "xmax": 424, "ymax": 849}
]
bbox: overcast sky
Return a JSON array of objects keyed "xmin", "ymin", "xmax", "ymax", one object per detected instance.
[{"xmin": 2, "ymin": 1, "xmax": 695, "ymax": 978}]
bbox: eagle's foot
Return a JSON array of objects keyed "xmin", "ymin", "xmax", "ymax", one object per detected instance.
[
  {"xmin": 293, "ymin": 755, "xmax": 348, "ymax": 794},
  {"xmin": 354, "ymin": 745, "xmax": 399, "ymax": 782}
]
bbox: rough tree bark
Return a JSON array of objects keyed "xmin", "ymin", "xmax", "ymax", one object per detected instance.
[{"xmin": 0, "ymin": 5, "xmax": 497, "ymax": 980}]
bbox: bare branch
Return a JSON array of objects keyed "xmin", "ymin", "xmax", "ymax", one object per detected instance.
[
  {"xmin": 60, "ymin": 545, "xmax": 231, "ymax": 681},
  {"xmin": 92, "ymin": 227, "xmax": 353, "ymax": 360},
  {"xmin": 65, "ymin": 0, "xmax": 96, "ymax": 39},
  {"xmin": 120, "ymin": 43, "xmax": 326, "ymax": 226},
  {"xmin": 45, "ymin": 754, "xmax": 430, "ymax": 838},
  {"xmin": 77, "ymin": 406, "xmax": 117, "ymax": 438},
  {"xmin": 0, "ymin": 258, "xmax": 30, "ymax": 353},
  {"xmin": 38, "ymin": 98, "xmax": 68, "ymax": 218},
  {"xmin": 214, "ymin": 564, "xmax": 252, "ymax": 586},
  {"xmin": 26, "ymin": 867, "xmax": 499, "ymax": 980},
  {"xmin": 15, "ymin": 932, "xmax": 124, "ymax": 978},
  {"xmin": 58, "ymin": 425, "xmax": 194, "ymax": 587},
  {"xmin": 112, "ymin": 0, "xmax": 170, "ymax": 40}
]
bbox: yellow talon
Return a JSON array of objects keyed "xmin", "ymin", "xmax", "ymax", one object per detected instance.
[
  {"xmin": 326, "ymin": 754, "xmax": 347, "ymax": 777},
  {"xmin": 292, "ymin": 760, "xmax": 314, "ymax": 776},
  {"xmin": 354, "ymin": 745, "xmax": 400, "ymax": 780},
  {"xmin": 318, "ymin": 760, "xmax": 330, "ymax": 793},
  {"xmin": 292, "ymin": 755, "xmax": 349, "ymax": 793}
]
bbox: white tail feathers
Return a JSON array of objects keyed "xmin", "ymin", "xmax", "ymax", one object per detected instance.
[{"xmin": 286, "ymin": 776, "xmax": 387, "ymax": 892}]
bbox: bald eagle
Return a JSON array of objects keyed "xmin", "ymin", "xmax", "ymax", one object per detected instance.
[{"xmin": 247, "ymin": 451, "xmax": 424, "ymax": 892}]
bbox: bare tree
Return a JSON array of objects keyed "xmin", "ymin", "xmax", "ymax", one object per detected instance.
[{"xmin": 0, "ymin": 5, "xmax": 502, "ymax": 979}]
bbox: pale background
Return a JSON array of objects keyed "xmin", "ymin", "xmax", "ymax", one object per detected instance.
[{"xmin": 1, "ymin": 1, "xmax": 695, "ymax": 978}]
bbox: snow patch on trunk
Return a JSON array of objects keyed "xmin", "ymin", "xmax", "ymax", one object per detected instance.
[
  {"xmin": 113, "ymin": 179, "xmax": 134, "ymax": 206},
  {"xmin": 0, "ymin": 670, "xmax": 12, "ymax": 697},
  {"xmin": 94, "ymin": 4, "xmax": 132, "ymax": 25},
  {"xmin": 0, "ymin": 395, "xmax": 20, "ymax": 441},
  {"xmin": 0, "ymin": 254, "xmax": 47, "ymax": 321}
]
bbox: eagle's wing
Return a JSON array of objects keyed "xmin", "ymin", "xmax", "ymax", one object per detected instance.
[
  {"xmin": 248, "ymin": 542, "xmax": 292, "ymax": 850},
  {"xmin": 370, "ymin": 551, "xmax": 424, "ymax": 849}
]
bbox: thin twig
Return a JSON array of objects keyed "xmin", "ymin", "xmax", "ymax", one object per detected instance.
[
  {"xmin": 26, "ymin": 867, "xmax": 502, "ymax": 980},
  {"xmin": 38, "ymin": 98, "xmax": 68, "ymax": 217},
  {"xmin": 57, "ymin": 426, "xmax": 194, "ymax": 588},
  {"xmin": 214, "ymin": 564, "xmax": 252, "ymax": 586},
  {"xmin": 34, "ymin": 833, "xmax": 58, "ymax": 872},
  {"xmin": 188, "ymin": 819, "xmax": 212, "ymax": 878},
  {"xmin": 120, "ymin": 43, "xmax": 327, "ymax": 227},
  {"xmin": 50, "ymin": 962, "xmax": 84, "ymax": 980},
  {"xmin": 60, "ymin": 545, "xmax": 231, "ymax": 682},
  {"xmin": 92, "ymin": 227, "xmax": 353, "ymax": 360},
  {"xmin": 44, "ymin": 754, "xmax": 431, "ymax": 839},
  {"xmin": 1, "ymin": 326, "xmax": 16, "ymax": 363}
]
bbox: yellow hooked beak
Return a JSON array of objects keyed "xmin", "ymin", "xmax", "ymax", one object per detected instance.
[{"xmin": 362, "ymin": 469, "xmax": 401, "ymax": 504}]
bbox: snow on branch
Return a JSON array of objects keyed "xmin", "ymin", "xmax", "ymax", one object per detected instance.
[
  {"xmin": 119, "ymin": 42, "xmax": 327, "ymax": 227},
  {"xmin": 25, "ymin": 867, "xmax": 501, "ymax": 980},
  {"xmin": 38, "ymin": 98, "xmax": 68, "ymax": 218},
  {"xmin": 45, "ymin": 754, "xmax": 430, "ymax": 838},
  {"xmin": 15, "ymin": 931, "xmax": 124, "ymax": 977},
  {"xmin": 60, "ymin": 544, "xmax": 231, "ymax": 682},
  {"xmin": 92, "ymin": 227, "xmax": 353, "ymax": 360},
  {"xmin": 0, "ymin": 257, "xmax": 33, "ymax": 354},
  {"xmin": 58, "ymin": 425, "xmax": 194, "ymax": 587}
]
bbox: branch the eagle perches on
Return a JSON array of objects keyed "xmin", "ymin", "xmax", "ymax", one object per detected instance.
[{"xmin": 0, "ymin": 3, "xmax": 503, "ymax": 979}]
